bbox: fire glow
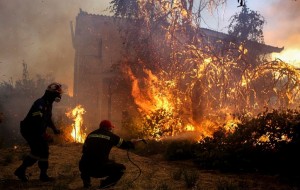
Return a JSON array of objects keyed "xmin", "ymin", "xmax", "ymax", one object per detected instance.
[
  {"xmin": 272, "ymin": 48, "xmax": 300, "ymax": 68},
  {"xmin": 66, "ymin": 105, "xmax": 87, "ymax": 143},
  {"xmin": 121, "ymin": 33, "xmax": 300, "ymax": 141},
  {"xmin": 126, "ymin": 55, "xmax": 300, "ymax": 141},
  {"xmin": 125, "ymin": 65, "xmax": 199, "ymax": 139},
  {"xmin": 117, "ymin": 0, "xmax": 300, "ymax": 142}
]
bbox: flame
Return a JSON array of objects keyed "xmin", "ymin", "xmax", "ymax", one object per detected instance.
[
  {"xmin": 239, "ymin": 44, "xmax": 248, "ymax": 55},
  {"xmin": 223, "ymin": 119, "xmax": 240, "ymax": 133},
  {"xmin": 125, "ymin": 57, "xmax": 299, "ymax": 140},
  {"xmin": 66, "ymin": 105, "xmax": 87, "ymax": 143},
  {"xmin": 185, "ymin": 124, "xmax": 195, "ymax": 131},
  {"xmin": 123, "ymin": 46, "xmax": 300, "ymax": 141},
  {"xmin": 126, "ymin": 66, "xmax": 175, "ymax": 114},
  {"xmin": 118, "ymin": 0, "xmax": 300, "ymax": 143},
  {"xmin": 258, "ymin": 133, "xmax": 270, "ymax": 143}
]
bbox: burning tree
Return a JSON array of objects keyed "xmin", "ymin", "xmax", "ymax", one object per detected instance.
[
  {"xmin": 109, "ymin": 0, "xmax": 300, "ymax": 140},
  {"xmin": 228, "ymin": 4, "xmax": 265, "ymax": 44}
]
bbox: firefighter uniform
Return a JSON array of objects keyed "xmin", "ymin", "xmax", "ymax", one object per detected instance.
[
  {"xmin": 14, "ymin": 82, "xmax": 62, "ymax": 182},
  {"xmin": 79, "ymin": 120, "xmax": 134, "ymax": 189}
]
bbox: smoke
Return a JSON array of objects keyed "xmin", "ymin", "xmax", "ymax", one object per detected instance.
[
  {"xmin": 262, "ymin": 1, "xmax": 300, "ymax": 49},
  {"xmin": 0, "ymin": 0, "xmax": 112, "ymax": 146},
  {"xmin": 1, "ymin": 0, "xmax": 298, "ymax": 95},
  {"xmin": 0, "ymin": 0, "xmax": 111, "ymax": 95}
]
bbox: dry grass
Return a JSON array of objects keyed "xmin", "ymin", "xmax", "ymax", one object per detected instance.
[{"xmin": 0, "ymin": 141, "xmax": 297, "ymax": 190}]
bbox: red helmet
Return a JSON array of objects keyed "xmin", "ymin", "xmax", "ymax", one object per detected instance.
[
  {"xmin": 99, "ymin": 120, "xmax": 115, "ymax": 131},
  {"xmin": 46, "ymin": 82, "xmax": 63, "ymax": 94}
]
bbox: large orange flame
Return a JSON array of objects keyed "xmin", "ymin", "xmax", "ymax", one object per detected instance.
[
  {"xmin": 66, "ymin": 105, "xmax": 87, "ymax": 143},
  {"xmin": 125, "ymin": 65, "xmax": 206, "ymax": 139}
]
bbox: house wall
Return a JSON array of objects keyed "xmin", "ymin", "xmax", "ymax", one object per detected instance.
[{"xmin": 72, "ymin": 11, "xmax": 125, "ymax": 128}]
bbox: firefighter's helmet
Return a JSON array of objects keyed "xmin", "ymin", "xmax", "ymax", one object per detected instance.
[
  {"xmin": 99, "ymin": 120, "xmax": 115, "ymax": 131},
  {"xmin": 46, "ymin": 82, "xmax": 63, "ymax": 102},
  {"xmin": 46, "ymin": 82, "xmax": 63, "ymax": 94}
]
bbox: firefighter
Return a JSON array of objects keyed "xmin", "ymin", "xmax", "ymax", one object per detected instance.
[
  {"xmin": 14, "ymin": 82, "xmax": 63, "ymax": 182},
  {"xmin": 79, "ymin": 120, "xmax": 135, "ymax": 189}
]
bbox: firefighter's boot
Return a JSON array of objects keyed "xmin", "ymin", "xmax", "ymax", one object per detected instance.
[
  {"xmin": 14, "ymin": 166, "xmax": 28, "ymax": 182},
  {"xmin": 38, "ymin": 160, "xmax": 54, "ymax": 182},
  {"xmin": 14, "ymin": 156, "xmax": 36, "ymax": 181},
  {"xmin": 80, "ymin": 173, "xmax": 91, "ymax": 188}
]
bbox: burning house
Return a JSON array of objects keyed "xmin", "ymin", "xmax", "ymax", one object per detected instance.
[
  {"xmin": 70, "ymin": 9, "xmax": 284, "ymax": 132},
  {"xmin": 70, "ymin": 10, "xmax": 125, "ymax": 127}
]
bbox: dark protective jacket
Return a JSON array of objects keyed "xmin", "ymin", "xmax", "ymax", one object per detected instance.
[
  {"xmin": 81, "ymin": 128, "xmax": 134, "ymax": 165},
  {"xmin": 20, "ymin": 95, "xmax": 57, "ymax": 138}
]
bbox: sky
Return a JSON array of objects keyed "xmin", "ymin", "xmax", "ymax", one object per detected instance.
[{"xmin": 0, "ymin": 0, "xmax": 299, "ymax": 95}]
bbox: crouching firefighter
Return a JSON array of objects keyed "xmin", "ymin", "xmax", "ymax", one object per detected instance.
[
  {"xmin": 79, "ymin": 120, "xmax": 135, "ymax": 189},
  {"xmin": 14, "ymin": 82, "xmax": 63, "ymax": 182}
]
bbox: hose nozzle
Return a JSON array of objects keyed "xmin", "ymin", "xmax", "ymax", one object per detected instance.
[{"xmin": 131, "ymin": 139, "xmax": 147, "ymax": 144}]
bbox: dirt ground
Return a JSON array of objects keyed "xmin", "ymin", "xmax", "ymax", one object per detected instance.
[{"xmin": 0, "ymin": 141, "xmax": 299, "ymax": 190}]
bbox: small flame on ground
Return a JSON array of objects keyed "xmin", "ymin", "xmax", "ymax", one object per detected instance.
[{"xmin": 66, "ymin": 105, "xmax": 87, "ymax": 143}]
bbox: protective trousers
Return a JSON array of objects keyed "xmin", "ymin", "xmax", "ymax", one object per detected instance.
[
  {"xmin": 17, "ymin": 134, "xmax": 50, "ymax": 177},
  {"xmin": 79, "ymin": 159, "xmax": 126, "ymax": 188}
]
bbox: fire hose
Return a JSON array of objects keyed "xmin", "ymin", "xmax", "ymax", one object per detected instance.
[
  {"xmin": 126, "ymin": 139, "xmax": 147, "ymax": 183},
  {"xmin": 99, "ymin": 139, "xmax": 147, "ymax": 189}
]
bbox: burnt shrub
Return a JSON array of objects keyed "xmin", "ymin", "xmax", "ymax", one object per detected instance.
[
  {"xmin": 133, "ymin": 139, "xmax": 196, "ymax": 160},
  {"xmin": 193, "ymin": 128, "xmax": 235, "ymax": 171},
  {"xmin": 193, "ymin": 109, "xmax": 300, "ymax": 175},
  {"xmin": 163, "ymin": 140, "xmax": 195, "ymax": 161}
]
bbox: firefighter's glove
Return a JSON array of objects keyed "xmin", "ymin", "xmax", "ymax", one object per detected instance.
[{"xmin": 53, "ymin": 129, "xmax": 61, "ymax": 135}]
